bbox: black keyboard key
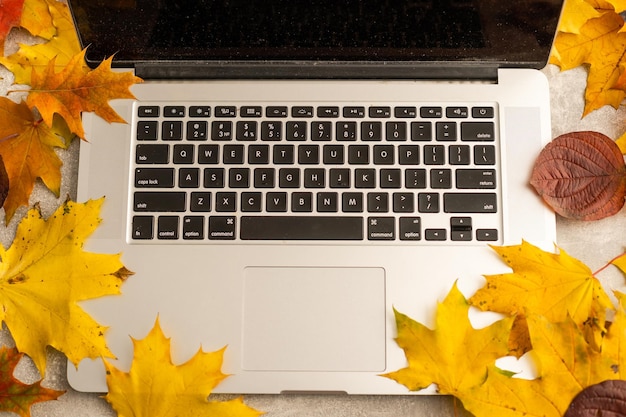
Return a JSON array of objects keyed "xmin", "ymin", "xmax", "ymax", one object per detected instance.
[
  {"xmin": 425, "ymin": 229, "xmax": 447, "ymax": 241},
  {"xmin": 240, "ymin": 216, "xmax": 363, "ymax": 240},
  {"xmin": 444, "ymin": 193, "xmax": 497, "ymax": 213},
  {"xmin": 292, "ymin": 106, "xmax": 314, "ymax": 117},
  {"xmin": 136, "ymin": 144, "xmax": 169, "ymax": 164},
  {"xmin": 187, "ymin": 121, "xmax": 208, "ymax": 141},
  {"xmin": 472, "ymin": 107, "xmax": 494, "ymax": 118},
  {"xmin": 317, "ymin": 192, "xmax": 339, "ymax": 212},
  {"xmin": 420, "ymin": 107, "xmax": 443, "ymax": 118},
  {"xmin": 241, "ymin": 106, "xmax": 262, "ymax": 117},
  {"xmin": 132, "ymin": 216, "xmax": 154, "ymax": 239},
  {"xmin": 183, "ymin": 216, "xmax": 205, "ymax": 239},
  {"xmin": 342, "ymin": 192, "xmax": 364, "ymax": 212},
  {"xmin": 215, "ymin": 192, "xmax": 237, "ymax": 212},
  {"xmin": 343, "ymin": 106, "xmax": 365, "ymax": 118},
  {"xmin": 137, "ymin": 121, "xmax": 158, "ymax": 140},
  {"xmin": 157, "ymin": 216, "xmax": 179, "ymax": 239},
  {"xmin": 134, "ymin": 192, "xmax": 186, "ymax": 212},
  {"xmin": 329, "ymin": 168, "xmax": 350, "ymax": 188},
  {"xmin": 411, "ymin": 122, "xmax": 432, "ymax": 141},
  {"xmin": 162, "ymin": 121, "xmax": 183, "ymax": 140},
  {"xmin": 431, "ymin": 169, "xmax": 452, "ymax": 189},
  {"xmin": 209, "ymin": 216, "xmax": 236, "ymax": 240},
  {"xmin": 317, "ymin": 106, "xmax": 340, "ymax": 117},
  {"xmin": 399, "ymin": 217, "xmax": 421, "ymax": 240},
  {"xmin": 173, "ymin": 144, "xmax": 194, "ymax": 164},
  {"xmin": 248, "ymin": 145, "xmax": 270, "ymax": 164},
  {"xmin": 190, "ymin": 192, "xmax": 212, "ymax": 212},
  {"xmin": 361, "ymin": 122, "xmax": 382, "ymax": 141},
  {"xmin": 198, "ymin": 145, "xmax": 219, "ymax": 164},
  {"xmin": 292, "ymin": 192, "xmax": 313, "ymax": 212},
  {"xmin": 369, "ymin": 106, "xmax": 391, "ymax": 118},
  {"xmin": 189, "ymin": 106, "xmax": 211, "ymax": 117},
  {"xmin": 367, "ymin": 216, "xmax": 395, "ymax": 240},
  {"xmin": 286, "ymin": 121, "xmax": 307, "ymax": 141},
  {"xmin": 474, "ymin": 145, "xmax": 496, "ymax": 165},
  {"xmin": 135, "ymin": 168, "xmax": 174, "ymax": 188},
  {"xmin": 236, "ymin": 121, "xmax": 258, "ymax": 141},
  {"xmin": 446, "ymin": 107, "xmax": 468, "ymax": 118},
  {"xmin": 179, "ymin": 168, "xmax": 200, "ymax": 188},
  {"xmin": 212, "ymin": 121, "xmax": 233, "ymax": 141},
  {"xmin": 477, "ymin": 229, "xmax": 498, "ymax": 241},
  {"xmin": 456, "ymin": 169, "xmax": 497, "ymax": 189},
  {"xmin": 241, "ymin": 192, "xmax": 263, "ymax": 212},
  {"xmin": 436, "ymin": 122, "xmax": 457, "ymax": 141},
  {"xmin": 164, "ymin": 106, "xmax": 185, "ymax": 117},
  {"xmin": 216, "ymin": 106, "xmax": 236, "ymax": 117},
  {"xmin": 267, "ymin": 106, "xmax": 288, "ymax": 117},
  {"xmin": 461, "ymin": 122, "xmax": 495, "ymax": 141},
  {"xmin": 418, "ymin": 193, "xmax": 439, "ymax": 213},
  {"xmin": 138, "ymin": 106, "xmax": 159, "ymax": 117},
  {"xmin": 395, "ymin": 107, "xmax": 417, "ymax": 118},
  {"xmin": 266, "ymin": 192, "xmax": 288, "ymax": 212}
]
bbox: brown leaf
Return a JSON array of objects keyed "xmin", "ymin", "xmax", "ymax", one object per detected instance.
[
  {"xmin": 0, "ymin": 155, "xmax": 8, "ymax": 209},
  {"xmin": 530, "ymin": 131, "xmax": 626, "ymax": 220},
  {"xmin": 565, "ymin": 380, "xmax": 626, "ymax": 417}
]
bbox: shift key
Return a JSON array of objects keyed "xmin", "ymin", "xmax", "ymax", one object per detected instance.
[
  {"xmin": 444, "ymin": 193, "xmax": 497, "ymax": 213},
  {"xmin": 134, "ymin": 192, "xmax": 186, "ymax": 212}
]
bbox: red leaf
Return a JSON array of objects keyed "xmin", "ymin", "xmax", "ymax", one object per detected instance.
[
  {"xmin": 530, "ymin": 131, "xmax": 626, "ymax": 220},
  {"xmin": 0, "ymin": 0, "xmax": 25, "ymax": 54},
  {"xmin": 565, "ymin": 380, "xmax": 626, "ymax": 417}
]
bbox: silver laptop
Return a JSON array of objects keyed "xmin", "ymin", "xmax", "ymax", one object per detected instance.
[{"xmin": 67, "ymin": 0, "xmax": 561, "ymax": 394}]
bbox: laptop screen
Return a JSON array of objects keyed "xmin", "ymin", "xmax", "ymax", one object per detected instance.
[{"xmin": 69, "ymin": 0, "xmax": 563, "ymax": 73}]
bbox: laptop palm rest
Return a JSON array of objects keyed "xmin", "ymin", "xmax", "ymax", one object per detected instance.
[{"xmin": 242, "ymin": 267, "xmax": 386, "ymax": 372}]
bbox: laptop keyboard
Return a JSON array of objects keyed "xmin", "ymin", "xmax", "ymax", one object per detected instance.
[{"xmin": 130, "ymin": 102, "xmax": 501, "ymax": 244}]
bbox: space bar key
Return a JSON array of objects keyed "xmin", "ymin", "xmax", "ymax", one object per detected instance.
[{"xmin": 240, "ymin": 216, "xmax": 364, "ymax": 240}]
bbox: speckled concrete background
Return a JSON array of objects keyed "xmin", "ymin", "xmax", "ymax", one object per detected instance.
[{"xmin": 2, "ymin": 26, "xmax": 626, "ymax": 416}]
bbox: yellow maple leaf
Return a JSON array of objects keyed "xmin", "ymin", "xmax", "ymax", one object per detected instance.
[
  {"xmin": 469, "ymin": 241, "xmax": 612, "ymax": 339},
  {"xmin": 382, "ymin": 283, "xmax": 513, "ymax": 396},
  {"xmin": 26, "ymin": 49, "xmax": 142, "ymax": 139},
  {"xmin": 0, "ymin": 0, "xmax": 81, "ymax": 85},
  {"xmin": 104, "ymin": 319, "xmax": 264, "ymax": 417},
  {"xmin": 551, "ymin": 1, "xmax": 626, "ymax": 115},
  {"xmin": 0, "ymin": 198, "xmax": 131, "ymax": 375},
  {"xmin": 460, "ymin": 315, "xmax": 616, "ymax": 417},
  {"xmin": 0, "ymin": 97, "xmax": 65, "ymax": 223}
]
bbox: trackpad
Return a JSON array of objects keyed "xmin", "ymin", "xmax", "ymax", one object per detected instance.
[{"xmin": 242, "ymin": 267, "xmax": 386, "ymax": 372}]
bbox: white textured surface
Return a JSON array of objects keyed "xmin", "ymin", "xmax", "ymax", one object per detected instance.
[{"xmin": 2, "ymin": 32, "xmax": 626, "ymax": 415}]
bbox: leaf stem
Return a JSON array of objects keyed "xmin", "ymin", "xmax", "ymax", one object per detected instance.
[{"xmin": 593, "ymin": 251, "xmax": 626, "ymax": 276}]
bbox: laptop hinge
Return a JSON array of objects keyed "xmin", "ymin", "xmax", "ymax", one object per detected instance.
[{"xmin": 133, "ymin": 61, "xmax": 502, "ymax": 82}]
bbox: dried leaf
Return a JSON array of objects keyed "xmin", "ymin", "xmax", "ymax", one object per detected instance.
[
  {"xmin": 104, "ymin": 319, "xmax": 264, "ymax": 417},
  {"xmin": 530, "ymin": 131, "xmax": 626, "ymax": 220},
  {"xmin": 0, "ymin": 0, "xmax": 25, "ymax": 55},
  {"xmin": 0, "ymin": 97, "xmax": 65, "ymax": 223},
  {"xmin": 0, "ymin": 347, "xmax": 64, "ymax": 417},
  {"xmin": 0, "ymin": 199, "xmax": 132, "ymax": 375},
  {"xmin": 26, "ymin": 49, "xmax": 142, "ymax": 139},
  {"xmin": 0, "ymin": 0, "xmax": 81, "ymax": 85},
  {"xmin": 565, "ymin": 380, "xmax": 626, "ymax": 416}
]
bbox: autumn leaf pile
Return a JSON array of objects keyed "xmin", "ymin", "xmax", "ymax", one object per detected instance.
[
  {"xmin": 531, "ymin": 0, "xmax": 626, "ymax": 221},
  {"xmin": 385, "ymin": 241, "xmax": 626, "ymax": 416},
  {"xmin": 0, "ymin": 0, "xmax": 141, "ymax": 223},
  {"xmin": 0, "ymin": 1, "xmax": 262, "ymax": 416}
]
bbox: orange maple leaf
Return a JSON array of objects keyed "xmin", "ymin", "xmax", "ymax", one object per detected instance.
[
  {"xmin": 26, "ymin": 49, "xmax": 142, "ymax": 139},
  {"xmin": 0, "ymin": 97, "xmax": 65, "ymax": 223},
  {"xmin": 0, "ymin": 346, "xmax": 64, "ymax": 417}
]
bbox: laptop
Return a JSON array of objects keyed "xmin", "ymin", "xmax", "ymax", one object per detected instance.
[{"xmin": 67, "ymin": 0, "xmax": 561, "ymax": 394}]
